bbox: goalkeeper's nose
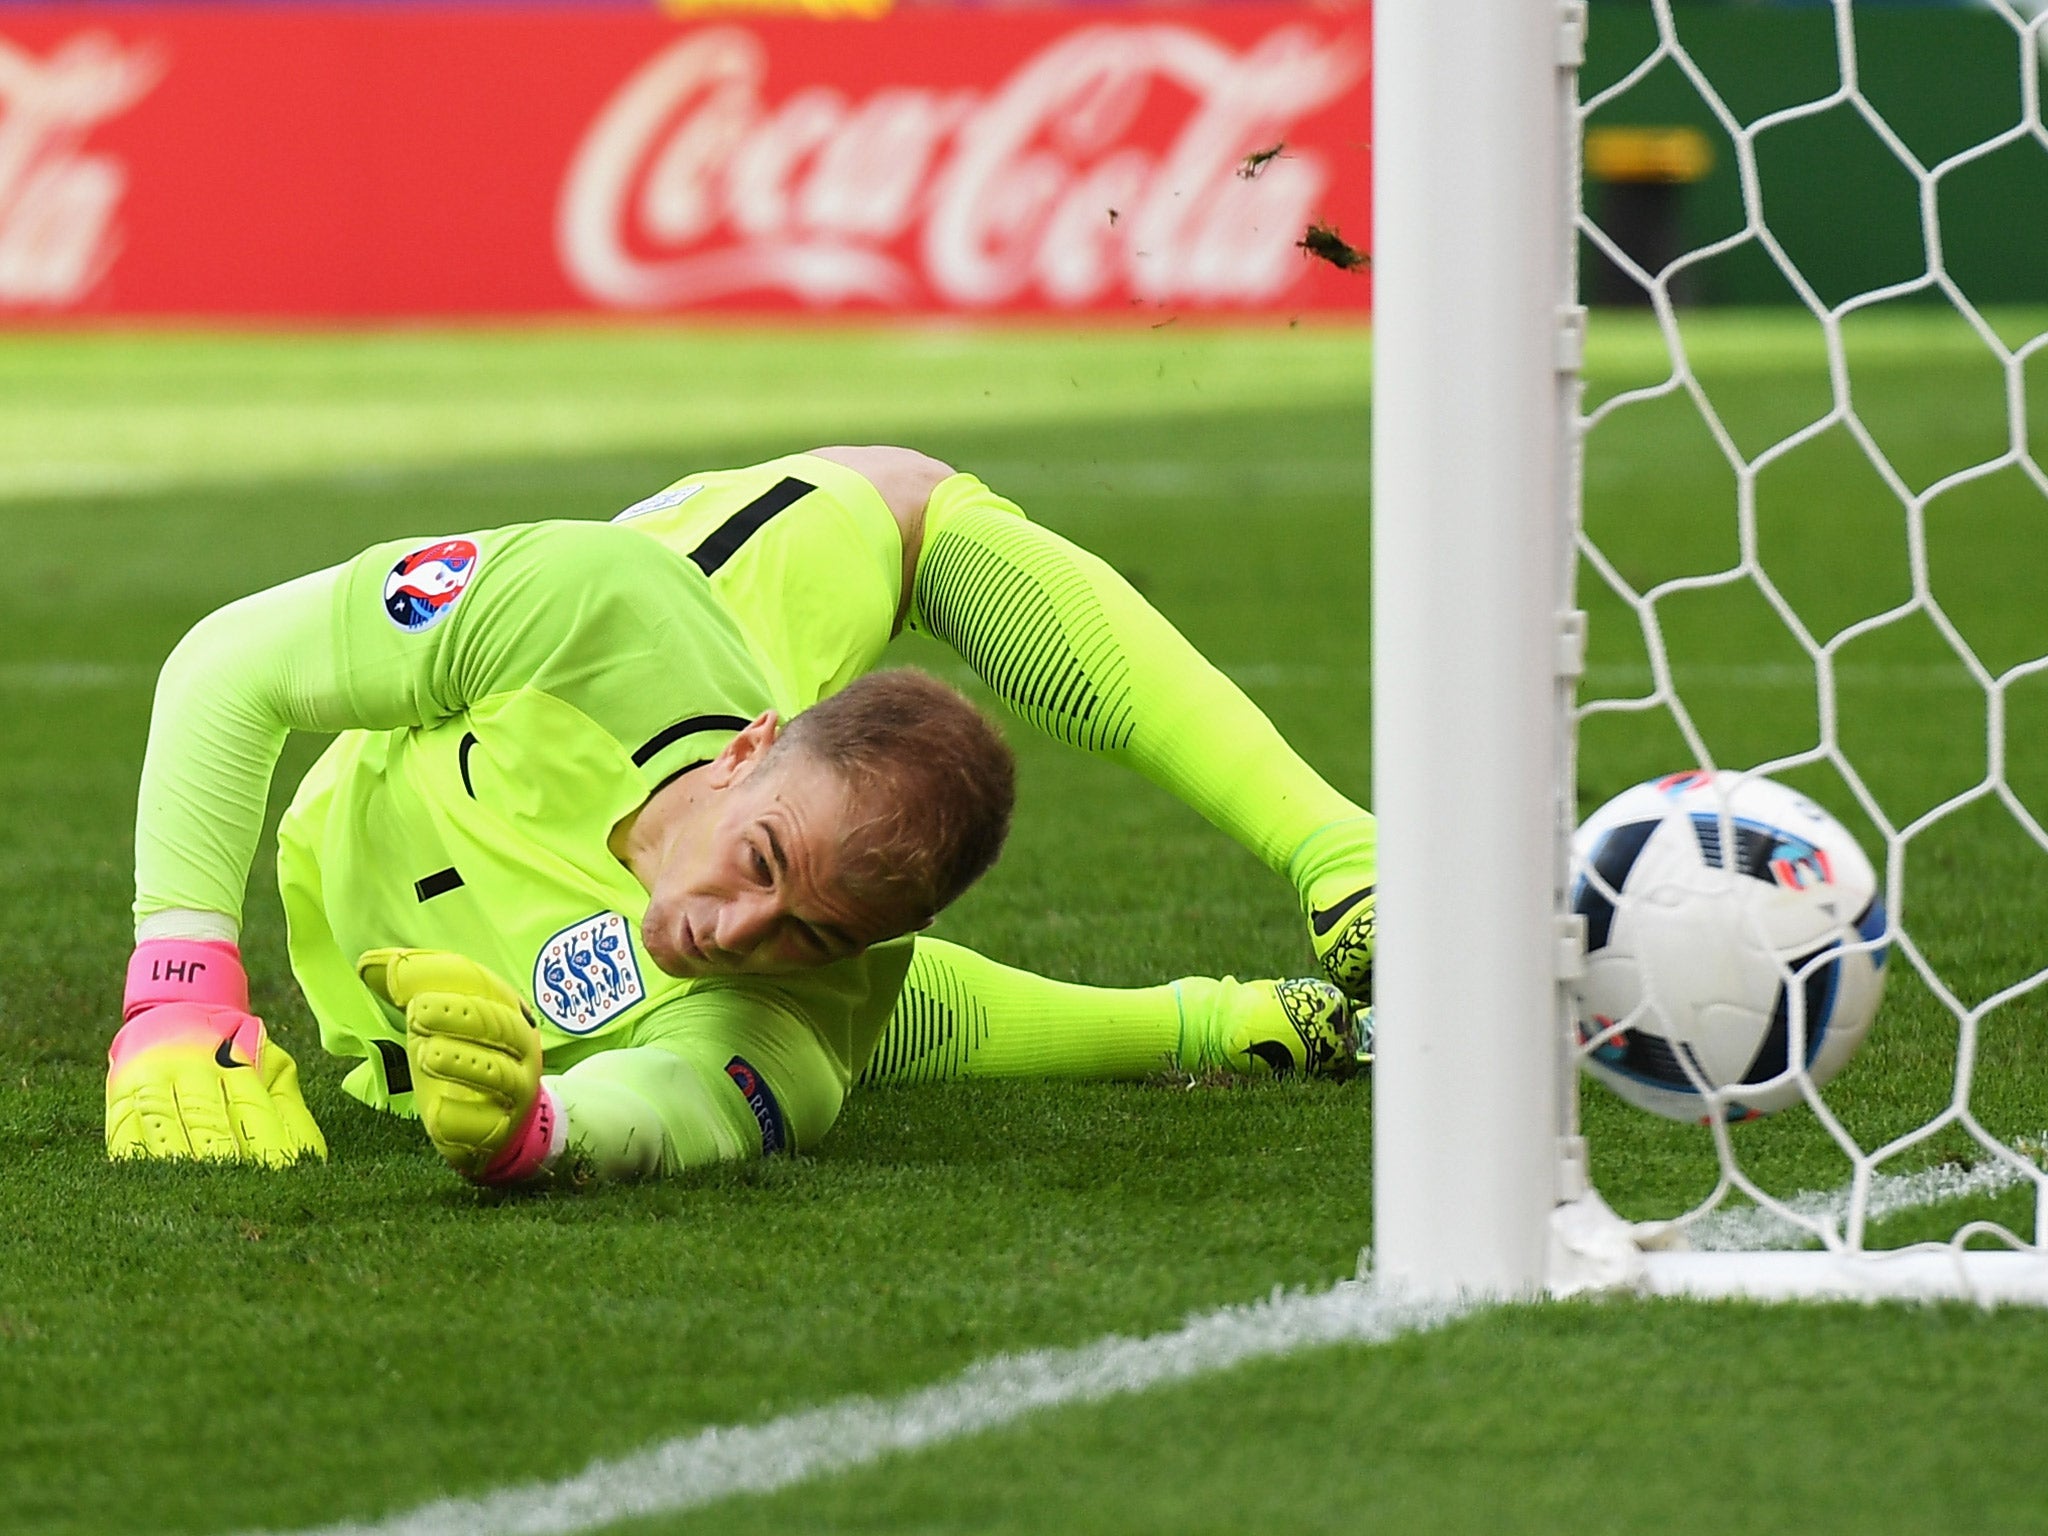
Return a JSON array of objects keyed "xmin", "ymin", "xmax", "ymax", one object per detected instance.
[{"xmin": 710, "ymin": 890, "xmax": 785, "ymax": 960}]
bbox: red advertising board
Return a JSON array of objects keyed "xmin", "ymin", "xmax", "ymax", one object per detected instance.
[{"xmin": 0, "ymin": 4, "xmax": 1370, "ymax": 319}]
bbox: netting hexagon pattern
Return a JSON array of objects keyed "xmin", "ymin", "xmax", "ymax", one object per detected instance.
[{"xmin": 1571, "ymin": 0, "xmax": 2048, "ymax": 1256}]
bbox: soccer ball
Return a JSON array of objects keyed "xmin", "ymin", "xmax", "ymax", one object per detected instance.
[{"xmin": 1569, "ymin": 770, "xmax": 1889, "ymax": 1123}]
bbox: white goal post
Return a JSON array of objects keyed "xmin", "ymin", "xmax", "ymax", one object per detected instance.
[
  {"xmin": 1368, "ymin": 0, "xmax": 2048, "ymax": 1305},
  {"xmin": 1369, "ymin": 0, "xmax": 1582, "ymax": 1299}
]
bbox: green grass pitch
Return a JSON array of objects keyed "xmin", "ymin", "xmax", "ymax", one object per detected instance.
[{"xmin": 3, "ymin": 316, "xmax": 2047, "ymax": 1536}]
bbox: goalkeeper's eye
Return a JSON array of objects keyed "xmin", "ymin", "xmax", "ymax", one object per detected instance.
[{"xmin": 748, "ymin": 845, "xmax": 773, "ymax": 886}]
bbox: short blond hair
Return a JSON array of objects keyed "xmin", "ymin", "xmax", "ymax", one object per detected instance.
[{"xmin": 768, "ymin": 669, "xmax": 1015, "ymax": 924}]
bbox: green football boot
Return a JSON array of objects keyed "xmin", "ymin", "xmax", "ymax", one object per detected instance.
[
  {"xmin": 1204, "ymin": 977, "xmax": 1371, "ymax": 1081},
  {"xmin": 1291, "ymin": 817, "xmax": 1379, "ymax": 1005}
]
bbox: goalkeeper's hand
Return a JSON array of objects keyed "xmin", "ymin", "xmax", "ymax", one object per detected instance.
[
  {"xmin": 356, "ymin": 948, "xmax": 560, "ymax": 1185},
  {"xmin": 106, "ymin": 939, "xmax": 327, "ymax": 1166}
]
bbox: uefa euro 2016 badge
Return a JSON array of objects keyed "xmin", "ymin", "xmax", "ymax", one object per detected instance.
[
  {"xmin": 533, "ymin": 912, "xmax": 646, "ymax": 1035},
  {"xmin": 383, "ymin": 539, "xmax": 481, "ymax": 632}
]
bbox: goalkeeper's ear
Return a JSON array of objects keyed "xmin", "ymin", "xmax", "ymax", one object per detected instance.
[{"xmin": 697, "ymin": 711, "xmax": 782, "ymax": 791}]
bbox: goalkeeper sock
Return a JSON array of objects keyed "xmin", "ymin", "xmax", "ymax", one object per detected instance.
[
  {"xmin": 862, "ymin": 938, "xmax": 1257, "ymax": 1085},
  {"xmin": 912, "ymin": 475, "xmax": 1375, "ymax": 894}
]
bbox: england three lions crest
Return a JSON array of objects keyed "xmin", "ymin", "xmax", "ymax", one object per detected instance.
[{"xmin": 533, "ymin": 912, "xmax": 646, "ymax": 1034}]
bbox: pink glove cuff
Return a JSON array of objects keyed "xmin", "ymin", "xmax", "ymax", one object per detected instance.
[
  {"xmin": 475, "ymin": 1084, "xmax": 563, "ymax": 1186},
  {"xmin": 108, "ymin": 1002, "xmax": 259, "ymax": 1074},
  {"xmin": 124, "ymin": 939, "xmax": 250, "ymax": 1022}
]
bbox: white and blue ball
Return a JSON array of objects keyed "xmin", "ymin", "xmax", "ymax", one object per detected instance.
[{"xmin": 1570, "ymin": 770, "xmax": 1889, "ymax": 1123}]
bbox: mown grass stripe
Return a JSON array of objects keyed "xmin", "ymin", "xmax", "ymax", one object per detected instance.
[
  {"xmin": 249, "ymin": 1286, "xmax": 1476, "ymax": 1536},
  {"xmin": 255, "ymin": 1147, "xmax": 2040, "ymax": 1536}
]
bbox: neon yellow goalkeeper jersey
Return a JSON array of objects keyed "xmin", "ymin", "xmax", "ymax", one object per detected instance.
[{"xmin": 264, "ymin": 503, "xmax": 907, "ymax": 1117}]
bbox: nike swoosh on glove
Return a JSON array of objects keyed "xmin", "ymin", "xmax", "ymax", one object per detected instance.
[{"xmin": 107, "ymin": 939, "xmax": 327, "ymax": 1166}]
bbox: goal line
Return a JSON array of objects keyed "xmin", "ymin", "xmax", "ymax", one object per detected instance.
[{"xmin": 250, "ymin": 1152, "xmax": 2026, "ymax": 1536}]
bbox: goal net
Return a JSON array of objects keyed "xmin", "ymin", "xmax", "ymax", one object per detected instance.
[{"xmin": 1369, "ymin": 0, "xmax": 2048, "ymax": 1303}]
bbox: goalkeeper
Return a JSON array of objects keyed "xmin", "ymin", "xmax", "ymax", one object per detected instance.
[{"xmin": 108, "ymin": 447, "xmax": 1378, "ymax": 1183}]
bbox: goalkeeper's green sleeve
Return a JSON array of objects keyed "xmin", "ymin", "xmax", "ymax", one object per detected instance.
[
  {"xmin": 138, "ymin": 565, "xmax": 405, "ymax": 932},
  {"xmin": 135, "ymin": 522, "xmax": 765, "ymax": 933},
  {"xmin": 545, "ymin": 1050, "xmax": 754, "ymax": 1180},
  {"xmin": 536, "ymin": 985, "xmax": 842, "ymax": 1180}
]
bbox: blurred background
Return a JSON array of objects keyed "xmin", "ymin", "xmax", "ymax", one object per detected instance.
[
  {"xmin": 0, "ymin": 0, "xmax": 1372, "ymax": 321},
  {"xmin": 1, "ymin": 0, "xmax": 2044, "ymax": 325}
]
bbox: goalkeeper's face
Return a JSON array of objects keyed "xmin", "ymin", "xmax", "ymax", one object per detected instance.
[{"xmin": 637, "ymin": 719, "xmax": 914, "ymax": 978}]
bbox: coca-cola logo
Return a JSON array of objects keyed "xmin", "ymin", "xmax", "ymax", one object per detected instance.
[
  {"xmin": 558, "ymin": 22, "xmax": 1364, "ymax": 310},
  {"xmin": 0, "ymin": 32, "xmax": 162, "ymax": 308}
]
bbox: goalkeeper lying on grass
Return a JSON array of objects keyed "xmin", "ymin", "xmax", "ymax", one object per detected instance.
[{"xmin": 109, "ymin": 447, "xmax": 1378, "ymax": 1184}]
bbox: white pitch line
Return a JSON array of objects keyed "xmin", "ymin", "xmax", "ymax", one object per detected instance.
[
  {"xmin": 252, "ymin": 1146, "xmax": 2038, "ymax": 1536},
  {"xmin": 1687, "ymin": 1147, "xmax": 2044, "ymax": 1253},
  {"xmin": 247, "ymin": 1283, "xmax": 1477, "ymax": 1536}
]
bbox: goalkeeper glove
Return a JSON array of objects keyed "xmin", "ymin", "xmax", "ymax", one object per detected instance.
[
  {"xmin": 106, "ymin": 938, "xmax": 327, "ymax": 1166},
  {"xmin": 356, "ymin": 948, "xmax": 560, "ymax": 1185}
]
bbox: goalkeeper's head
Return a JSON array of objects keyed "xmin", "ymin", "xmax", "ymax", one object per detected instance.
[{"xmin": 638, "ymin": 668, "xmax": 1015, "ymax": 978}]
